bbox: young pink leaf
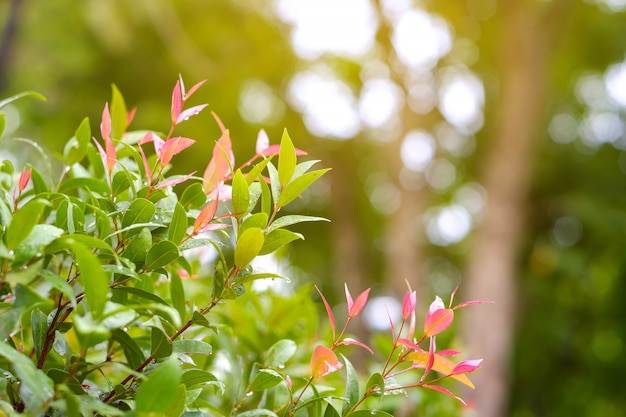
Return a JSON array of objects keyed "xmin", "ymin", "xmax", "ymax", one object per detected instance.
[
  {"xmin": 258, "ymin": 144, "xmax": 308, "ymax": 157},
  {"xmin": 405, "ymin": 348, "xmax": 476, "ymax": 388},
  {"xmin": 158, "ymin": 136, "xmax": 195, "ymax": 167},
  {"xmin": 256, "ymin": 129, "xmax": 270, "ymax": 155},
  {"xmin": 453, "ymin": 300, "xmax": 494, "ymax": 310},
  {"xmin": 202, "ymin": 129, "xmax": 234, "ymax": 195},
  {"xmin": 310, "ymin": 345, "xmax": 343, "ymax": 378},
  {"xmin": 211, "ymin": 111, "xmax": 227, "ymax": 133},
  {"xmin": 207, "ymin": 184, "xmax": 232, "ymax": 201},
  {"xmin": 402, "ymin": 290, "xmax": 416, "ymax": 320},
  {"xmin": 100, "ymin": 102, "xmax": 111, "ymax": 141},
  {"xmin": 156, "ymin": 172, "xmax": 197, "ymax": 189},
  {"xmin": 451, "ymin": 359, "xmax": 483, "ymax": 375},
  {"xmin": 127, "ymin": 107, "xmax": 137, "ymax": 127},
  {"xmin": 340, "ymin": 338, "xmax": 374, "ymax": 354},
  {"xmin": 396, "ymin": 338, "xmax": 421, "ymax": 350},
  {"xmin": 138, "ymin": 143, "xmax": 153, "ymax": 186},
  {"xmin": 428, "ymin": 295, "xmax": 446, "ymax": 314},
  {"xmin": 422, "ymin": 384, "xmax": 467, "ymax": 406},
  {"xmin": 315, "ymin": 285, "xmax": 336, "ymax": 340},
  {"xmin": 176, "ymin": 104, "xmax": 208, "ymax": 125},
  {"xmin": 185, "ymin": 79, "xmax": 207, "ymax": 99},
  {"xmin": 421, "ymin": 336, "xmax": 436, "ymax": 381},
  {"xmin": 438, "ymin": 349, "xmax": 461, "ymax": 357},
  {"xmin": 193, "ymin": 197, "xmax": 219, "ymax": 235},
  {"xmin": 100, "ymin": 103, "xmax": 116, "ymax": 174},
  {"xmin": 18, "ymin": 167, "xmax": 32, "ymax": 193},
  {"xmin": 423, "ymin": 308, "xmax": 454, "ymax": 337},
  {"xmin": 348, "ymin": 287, "xmax": 370, "ymax": 318},
  {"xmin": 177, "ymin": 269, "xmax": 199, "ymax": 280},
  {"xmin": 344, "ymin": 283, "xmax": 354, "ymax": 312},
  {"xmin": 171, "ymin": 80, "xmax": 183, "ymax": 125}
]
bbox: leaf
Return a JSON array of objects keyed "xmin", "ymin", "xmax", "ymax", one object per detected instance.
[
  {"xmin": 0, "ymin": 113, "xmax": 4, "ymax": 137},
  {"xmin": 11, "ymin": 224, "xmax": 64, "ymax": 267},
  {"xmin": 0, "ymin": 90, "xmax": 46, "ymax": 110},
  {"xmin": 348, "ymin": 411, "xmax": 394, "ymax": 417},
  {"xmin": 423, "ymin": 308, "xmax": 454, "ymax": 338},
  {"xmin": 0, "ymin": 343, "xmax": 54, "ymax": 413},
  {"xmin": 236, "ymin": 410, "xmax": 278, "ymax": 417},
  {"xmin": 405, "ymin": 348, "xmax": 475, "ymax": 389},
  {"xmin": 150, "ymin": 326, "xmax": 173, "ymax": 359},
  {"xmin": 310, "ymin": 345, "xmax": 342, "ymax": 379},
  {"xmin": 121, "ymin": 227, "xmax": 152, "ymax": 267},
  {"xmin": 110, "ymin": 84, "xmax": 128, "ymax": 140},
  {"xmin": 259, "ymin": 174, "xmax": 272, "ymax": 219},
  {"xmin": 158, "ymin": 136, "xmax": 195, "ymax": 166},
  {"xmin": 265, "ymin": 339, "xmax": 297, "ymax": 368},
  {"xmin": 250, "ymin": 369, "xmax": 283, "ymax": 391},
  {"xmin": 267, "ymin": 162, "xmax": 280, "ymax": 209},
  {"xmin": 40, "ymin": 270, "xmax": 76, "ymax": 308},
  {"xmin": 31, "ymin": 309, "xmax": 48, "ymax": 362},
  {"xmin": 278, "ymin": 129, "xmax": 296, "ymax": 187},
  {"xmin": 74, "ymin": 243, "xmax": 109, "ymax": 319},
  {"xmin": 64, "ymin": 117, "xmax": 91, "ymax": 165},
  {"xmin": 277, "ymin": 169, "xmax": 331, "ymax": 207},
  {"xmin": 111, "ymin": 169, "xmax": 132, "ymax": 196},
  {"xmin": 315, "ymin": 286, "xmax": 336, "ymax": 340},
  {"xmin": 234, "ymin": 227, "xmax": 265, "ymax": 269},
  {"xmin": 245, "ymin": 157, "xmax": 272, "ymax": 186},
  {"xmin": 173, "ymin": 339, "xmax": 212, "ymax": 355},
  {"xmin": 5, "ymin": 198, "xmax": 49, "ymax": 250},
  {"xmin": 235, "ymin": 272, "xmax": 287, "ymax": 286},
  {"xmin": 259, "ymin": 229, "xmax": 303, "ymax": 255},
  {"xmin": 168, "ymin": 201, "xmax": 189, "ymax": 244},
  {"xmin": 239, "ymin": 212, "xmax": 269, "ymax": 236},
  {"xmin": 135, "ymin": 357, "xmax": 181, "ymax": 413},
  {"xmin": 170, "ymin": 270, "xmax": 186, "ymax": 321},
  {"xmin": 341, "ymin": 355, "xmax": 359, "ymax": 415},
  {"xmin": 180, "ymin": 182, "xmax": 206, "ymax": 209},
  {"xmin": 110, "ymin": 328, "xmax": 146, "ymax": 370},
  {"xmin": 121, "ymin": 198, "xmax": 156, "ymax": 239},
  {"xmin": 181, "ymin": 369, "xmax": 219, "ymax": 389},
  {"xmin": 323, "ymin": 404, "xmax": 340, "ymax": 417},
  {"xmin": 144, "ymin": 240, "xmax": 180, "ymax": 271},
  {"xmin": 232, "ymin": 169, "xmax": 250, "ymax": 218},
  {"xmin": 112, "ymin": 286, "xmax": 168, "ymax": 305},
  {"xmin": 58, "ymin": 177, "xmax": 109, "ymax": 195},
  {"xmin": 365, "ymin": 373, "xmax": 385, "ymax": 397},
  {"xmin": 266, "ymin": 215, "xmax": 329, "ymax": 233}
]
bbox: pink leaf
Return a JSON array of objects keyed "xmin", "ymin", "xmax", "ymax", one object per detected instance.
[
  {"xmin": 315, "ymin": 285, "xmax": 336, "ymax": 340},
  {"xmin": 211, "ymin": 111, "xmax": 227, "ymax": 133},
  {"xmin": 158, "ymin": 136, "xmax": 195, "ymax": 167},
  {"xmin": 422, "ymin": 385, "xmax": 467, "ymax": 406},
  {"xmin": 138, "ymin": 143, "xmax": 153, "ymax": 186},
  {"xmin": 171, "ymin": 80, "xmax": 183, "ymax": 125},
  {"xmin": 348, "ymin": 288, "xmax": 370, "ymax": 318},
  {"xmin": 421, "ymin": 336, "xmax": 436, "ymax": 381},
  {"xmin": 340, "ymin": 338, "xmax": 374, "ymax": 354},
  {"xmin": 428, "ymin": 296, "xmax": 446, "ymax": 315},
  {"xmin": 259, "ymin": 144, "xmax": 308, "ymax": 157},
  {"xmin": 451, "ymin": 359, "xmax": 483, "ymax": 375},
  {"xmin": 127, "ymin": 107, "xmax": 137, "ymax": 127},
  {"xmin": 195, "ymin": 223, "xmax": 230, "ymax": 233},
  {"xmin": 185, "ymin": 79, "xmax": 207, "ymax": 99},
  {"xmin": 396, "ymin": 338, "xmax": 421, "ymax": 350},
  {"xmin": 176, "ymin": 104, "xmax": 208, "ymax": 125},
  {"xmin": 438, "ymin": 349, "xmax": 461, "ymax": 357},
  {"xmin": 256, "ymin": 129, "xmax": 270, "ymax": 155},
  {"xmin": 310, "ymin": 345, "xmax": 343, "ymax": 378},
  {"xmin": 344, "ymin": 283, "xmax": 354, "ymax": 312},
  {"xmin": 100, "ymin": 103, "xmax": 116, "ymax": 174},
  {"xmin": 156, "ymin": 171, "xmax": 197, "ymax": 189},
  {"xmin": 453, "ymin": 300, "xmax": 494, "ymax": 310},
  {"xmin": 18, "ymin": 167, "xmax": 32, "ymax": 193},
  {"xmin": 193, "ymin": 197, "xmax": 219, "ymax": 234},
  {"xmin": 207, "ymin": 184, "xmax": 232, "ymax": 201},
  {"xmin": 402, "ymin": 291, "xmax": 416, "ymax": 320},
  {"xmin": 100, "ymin": 103, "xmax": 111, "ymax": 141},
  {"xmin": 424, "ymin": 308, "xmax": 454, "ymax": 337},
  {"xmin": 202, "ymin": 129, "xmax": 234, "ymax": 195}
]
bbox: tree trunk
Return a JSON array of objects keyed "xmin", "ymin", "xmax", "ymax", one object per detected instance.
[{"xmin": 460, "ymin": 1, "xmax": 558, "ymax": 416}]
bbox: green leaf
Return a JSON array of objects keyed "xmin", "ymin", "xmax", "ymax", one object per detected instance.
[
  {"xmin": 150, "ymin": 327, "xmax": 173, "ymax": 359},
  {"xmin": 29, "ymin": 165, "xmax": 49, "ymax": 194},
  {"xmin": 234, "ymin": 227, "xmax": 265, "ymax": 269},
  {"xmin": 236, "ymin": 410, "xmax": 279, "ymax": 417},
  {"xmin": 259, "ymin": 174, "xmax": 272, "ymax": 219},
  {"xmin": 259, "ymin": 229, "xmax": 303, "ymax": 255},
  {"xmin": 135, "ymin": 357, "xmax": 181, "ymax": 414},
  {"xmin": 0, "ymin": 343, "xmax": 54, "ymax": 413},
  {"xmin": 40, "ymin": 270, "xmax": 76, "ymax": 308},
  {"xmin": 11, "ymin": 224, "xmax": 64, "ymax": 267},
  {"xmin": 341, "ymin": 355, "xmax": 359, "ymax": 416},
  {"xmin": 64, "ymin": 117, "xmax": 91, "ymax": 165},
  {"xmin": 74, "ymin": 243, "xmax": 109, "ymax": 319},
  {"xmin": 112, "ymin": 286, "xmax": 168, "ymax": 305},
  {"xmin": 180, "ymin": 182, "xmax": 206, "ymax": 209},
  {"xmin": 323, "ymin": 405, "xmax": 340, "ymax": 417},
  {"xmin": 31, "ymin": 309, "xmax": 48, "ymax": 362},
  {"xmin": 0, "ymin": 113, "xmax": 5, "ymax": 137},
  {"xmin": 181, "ymin": 369, "xmax": 219, "ymax": 389},
  {"xmin": 235, "ymin": 272, "xmax": 287, "ymax": 286},
  {"xmin": 348, "ymin": 411, "xmax": 394, "ymax": 417},
  {"xmin": 364, "ymin": 372, "xmax": 385, "ymax": 397},
  {"xmin": 277, "ymin": 169, "xmax": 330, "ymax": 207},
  {"xmin": 278, "ymin": 129, "xmax": 296, "ymax": 187},
  {"xmin": 267, "ymin": 215, "xmax": 329, "ymax": 233},
  {"xmin": 212, "ymin": 261, "xmax": 225, "ymax": 299},
  {"xmin": 239, "ymin": 212, "xmax": 269, "ymax": 236},
  {"xmin": 245, "ymin": 157, "xmax": 273, "ymax": 185},
  {"xmin": 267, "ymin": 162, "xmax": 280, "ymax": 208},
  {"xmin": 45, "ymin": 234, "xmax": 115, "ymax": 256},
  {"xmin": 111, "ymin": 169, "xmax": 132, "ymax": 197},
  {"xmin": 48, "ymin": 369, "xmax": 85, "ymax": 395},
  {"xmin": 265, "ymin": 339, "xmax": 297, "ymax": 368},
  {"xmin": 5, "ymin": 198, "xmax": 49, "ymax": 250},
  {"xmin": 144, "ymin": 240, "xmax": 179, "ymax": 271},
  {"xmin": 173, "ymin": 339, "xmax": 212, "ymax": 355},
  {"xmin": 121, "ymin": 227, "xmax": 152, "ymax": 267},
  {"xmin": 110, "ymin": 84, "xmax": 128, "ymax": 141},
  {"xmin": 170, "ymin": 270, "xmax": 186, "ymax": 321},
  {"xmin": 232, "ymin": 169, "xmax": 250, "ymax": 218},
  {"xmin": 58, "ymin": 176, "xmax": 109, "ymax": 195},
  {"xmin": 121, "ymin": 198, "xmax": 156, "ymax": 238},
  {"xmin": 250, "ymin": 369, "xmax": 283, "ymax": 391},
  {"xmin": 168, "ymin": 201, "xmax": 189, "ymax": 244},
  {"xmin": 111, "ymin": 328, "xmax": 146, "ymax": 370},
  {"xmin": 0, "ymin": 91, "xmax": 46, "ymax": 110},
  {"xmin": 191, "ymin": 311, "xmax": 211, "ymax": 328}
]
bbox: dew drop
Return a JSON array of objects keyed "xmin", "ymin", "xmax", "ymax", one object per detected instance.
[
  {"xmin": 371, "ymin": 410, "xmax": 377, "ymax": 415},
  {"xmin": 245, "ymin": 391, "xmax": 253, "ymax": 397},
  {"xmin": 278, "ymin": 364, "xmax": 285, "ymax": 369},
  {"xmin": 35, "ymin": 252, "xmax": 42, "ymax": 258}
]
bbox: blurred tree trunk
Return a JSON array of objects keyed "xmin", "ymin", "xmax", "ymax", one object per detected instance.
[
  {"xmin": 461, "ymin": 1, "xmax": 568, "ymax": 416},
  {"xmin": 0, "ymin": 0, "xmax": 22, "ymax": 91}
]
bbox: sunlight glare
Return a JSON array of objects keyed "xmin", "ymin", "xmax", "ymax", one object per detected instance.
[
  {"xmin": 426, "ymin": 205, "xmax": 472, "ymax": 246},
  {"xmin": 358, "ymin": 79, "xmax": 403, "ymax": 128},
  {"xmin": 393, "ymin": 10, "xmax": 452, "ymax": 70},
  {"xmin": 400, "ymin": 130, "xmax": 436, "ymax": 172},
  {"xmin": 437, "ymin": 67, "xmax": 484, "ymax": 134}
]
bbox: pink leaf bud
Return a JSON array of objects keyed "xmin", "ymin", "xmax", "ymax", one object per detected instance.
[
  {"xmin": 310, "ymin": 345, "xmax": 343, "ymax": 378},
  {"xmin": 402, "ymin": 290, "xmax": 416, "ymax": 320}
]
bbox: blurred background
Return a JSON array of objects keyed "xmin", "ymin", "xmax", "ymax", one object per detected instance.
[{"xmin": 2, "ymin": 0, "xmax": 626, "ymax": 416}]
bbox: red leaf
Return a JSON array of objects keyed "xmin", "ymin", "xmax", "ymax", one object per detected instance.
[
  {"xmin": 315, "ymin": 285, "xmax": 336, "ymax": 340},
  {"xmin": 310, "ymin": 345, "xmax": 343, "ymax": 378},
  {"xmin": 421, "ymin": 336, "xmax": 436, "ymax": 381},
  {"xmin": 340, "ymin": 337, "xmax": 374, "ymax": 354},
  {"xmin": 138, "ymin": 143, "xmax": 153, "ymax": 186},
  {"xmin": 348, "ymin": 287, "xmax": 370, "ymax": 318},
  {"xmin": 158, "ymin": 136, "xmax": 195, "ymax": 167},
  {"xmin": 176, "ymin": 104, "xmax": 208, "ymax": 125},
  {"xmin": 207, "ymin": 184, "xmax": 232, "ymax": 201},
  {"xmin": 422, "ymin": 385, "xmax": 467, "ymax": 406},
  {"xmin": 100, "ymin": 102, "xmax": 111, "ymax": 141},
  {"xmin": 18, "ymin": 167, "xmax": 32, "ymax": 193},
  {"xmin": 402, "ymin": 291, "xmax": 416, "ymax": 320},
  {"xmin": 202, "ymin": 129, "xmax": 234, "ymax": 195},
  {"xmin": 423, "ymin": 308, "xmax": 454, "ymax": 337},
  {"xmin": 156, "ymin": 171, "xmax": 197, "ymax": 189},
  {"xmin": 453, "ymin": 300, "xmax": 494, "ymax": 310},
  {"xmin": 171, "ymin": 80, "xmax": 183, "ymax": 125},
  {"xmin": 193, "ymin": 197, "xmax": 219, "ymax": 234},
  {"xmin": 127, "ymin": 107, "xmax": 137, "ymax": 127},
  {"xmin": 185, "ymin": 79, "xmax": 207, "ymax": 99},
  {"xmin": 451, "ymin": 359, "xmax": 483, "ymax": 375}
]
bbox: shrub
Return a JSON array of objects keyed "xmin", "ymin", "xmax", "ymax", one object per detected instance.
[{"xmin": 0, "ymin": 77, "xmax": 485, "ymax": 416}]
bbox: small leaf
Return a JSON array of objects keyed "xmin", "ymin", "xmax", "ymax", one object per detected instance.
[
  {"xmin": 135, "ymin": 357, "xmax": 180, "ymax": 413},
  {"xmin": 121, "ymin": 198, "xmax": 156, "ymax": 239},
  {"xmin": 180, "ymin": 182, "xmax": 207, "ymax": 209},
  {"xmin": 0, "ymin": 113, "xmax": 5, "ymax": 137},
  {"xmin": 259, "ymin": 229, "xmax": 303, "ymax": 255},
  {"xmin": 365, "ymin": 373, "xmax": 385, "ymax": 397},
  {"xmin": 277, "ymin": 169, "xmax": 331, "ymax": 207},
  {"xmin": 181, "ymin": 369, "xmax": 218, "ymax": 389},
  {"xmin": 11, "ymin": 224, "xmax": 64, "ymax": 267},
  {"xmin": 173, "ymin": 339, "xmax": 212, "ymax": 355},
  {"xmin": 144, "ymin": 240, "xmax": 179, "ymax": 271},
  {"xmin": 278, "ymin": 129, "xmax": 296, "ymax": 187},
  {"xmin": 250, "ymin": 369, "xmax": 283, "ymax": 391},
  {"xmin": 234, "ymin": 227, "xmax": 265, "ymax": 269},
  {"xmin": 265, "ymin": 339, "xmax": 297, "ymax": 368},
  {"xmin": 6, "ymin": 198, "xmax": 49, "ymax": 250},
  {"xmin": 231, "ymin": 169, "xmax": 250, "ymax": 218},
  {"xmin": 150, "ymin": 327, "xmax": 173, "ymax": 359},
  {"xmin": 259, "ymin": 173, "xmax": 272, "ymax": 218},
  {"xmin": 315, "ymin": 285, "xmax": 336, "ymax": 340},
  {"xmin": 168, "ymin": 201, "xmax": 189, "ymax": 244},
  {"xmin": 121, "ymin": 227, "xmax": 152, "ymax": 267},
  {"xmin": 110, "ymin": 328, "xmax": 146, "ymax": 370},
  {"xmin": 110, "ymin": 84, "xmax": 128, "ymax": 140},
  {"xmin": 74, "ymin": 243, "xmax": 109, "ymax": 319},
  {"xmin": 31, "ymin": 309, "xmax": 48, "ymax": 362},
  {"xmin": 0, "ymin": 90, "xmax": 46, "ymax": 110},
  {"xmin": 266, "ymin": 215, "xmax": 329, "ymax": 233},
  {"xmin": 310, "ymin": 345, "xmax": 342, "ymax": 379},
  {"xmin": 423, "ymin": 308, "xmax": 454, "ymax": 338},
  {"xmin": 239, "ymin": 212, "xmax": 269, "ymax": 236},
  {"xmin": 170, "ymin": 270, "xmax": 186, "ymax": 321},
  {"xmin": 267, "ymin": 162, "xmax": 280, "ymax": 207}
]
